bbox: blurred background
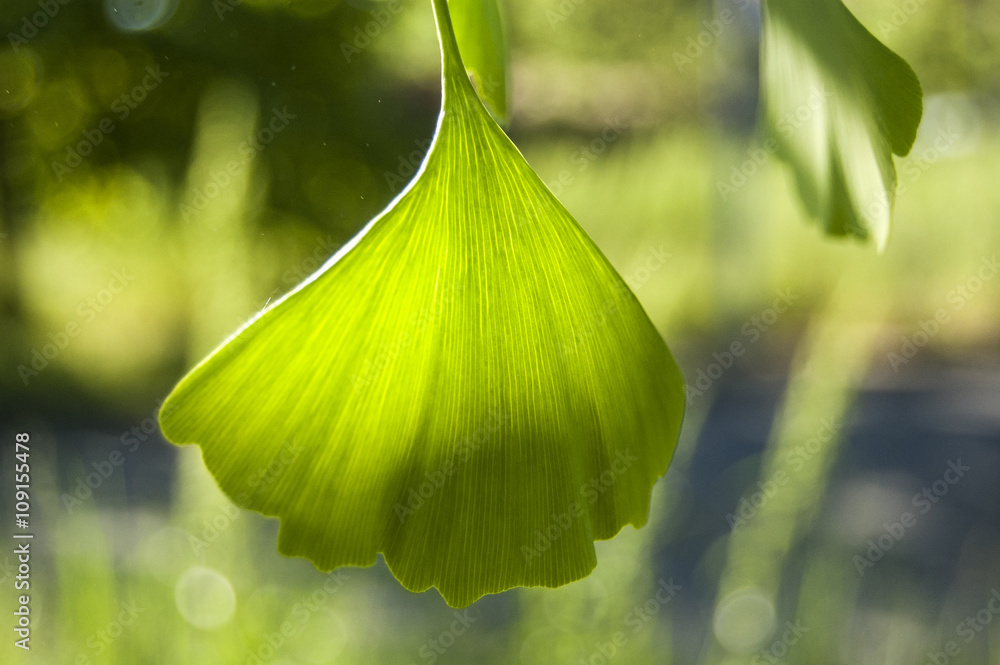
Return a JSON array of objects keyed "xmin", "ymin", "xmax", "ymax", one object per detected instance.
[{"xmin": 1, "ymin": 0, "xmax": 999, "ymax": 663}]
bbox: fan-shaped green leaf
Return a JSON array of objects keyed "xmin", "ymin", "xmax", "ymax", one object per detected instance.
[
  {"xmin": 159, "ymin": 0, "xmax": 684, "ymax": 607},
  {"xmin": 760, "ymin": 0, "xmax": 923, "ymax": 250}
]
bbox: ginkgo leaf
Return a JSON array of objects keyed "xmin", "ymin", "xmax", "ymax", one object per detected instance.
[
  {"xmin": 448, "ymin": 0, "xmax": 508, "ymax": 123},
  {"xmin": 760, "ymin": 0, "xmax": 923, "ymax": 251},
  {"xmin": 160, "ymin": 0, "xmax": 684, "ymax": 607}
]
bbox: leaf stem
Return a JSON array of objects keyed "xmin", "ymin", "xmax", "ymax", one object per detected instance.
[{"xmin": 431, "ymin": 0, "xmax": 471, "ymax": 88}]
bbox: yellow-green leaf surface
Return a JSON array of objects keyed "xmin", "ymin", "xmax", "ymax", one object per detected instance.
[
  {"xmin": 761, "ymin": 0, "xmax": 922, "ymax": 250},
  {"xmin": 160, "ymin": 0, "xmax": 683, "ymax": 607},
  {"xmin": 448, "ymin": 0, "xmax": 508, "ymax": 123}
]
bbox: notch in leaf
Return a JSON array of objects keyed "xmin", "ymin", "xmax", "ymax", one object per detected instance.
[
  {"xmin": 160, "ymin": 0, "xmax": 684, "ymax": 607},
  {"xmin": 760, "ymin": 0, "xmax": 923, "ymax": 250}
]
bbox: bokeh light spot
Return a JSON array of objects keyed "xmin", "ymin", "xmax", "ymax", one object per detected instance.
[
  {"xmin": 0, "ymin": 49, "xmax": 41, "ymax": 115},
  {"xmin": 712, "ymin": 586, "xmax": 777, "ymax": 654},
  {"xmin": 104, "ymin": 0, "xmax": 177, "ymax": 33},
  {"xmin": 174, "ymin": 566, "xmax": 237, "ymax": 630}
]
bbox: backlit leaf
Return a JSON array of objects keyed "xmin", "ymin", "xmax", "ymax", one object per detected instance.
[
  {"xmin": 448, "ymin": 0, "xmax": 508, "ymax": 123},
  {"xmin": 760, "ymin": 0, "xmax": 923, "ymax": 250},
  {"xmin": 159, "ymin": 0, "xmax": 684, "ymax": 607}
]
